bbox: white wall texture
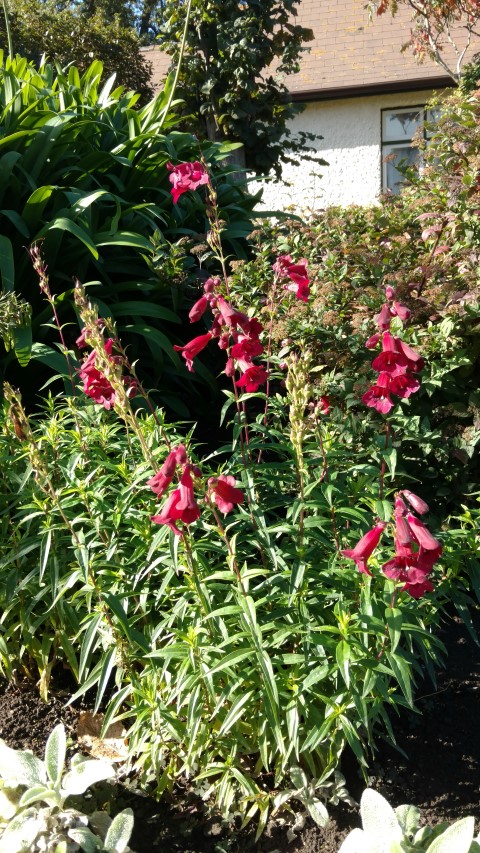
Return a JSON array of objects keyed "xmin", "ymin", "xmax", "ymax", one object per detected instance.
[{"xmin": 250, "ymin": 88, "xmax": 443, "ymax": 213}]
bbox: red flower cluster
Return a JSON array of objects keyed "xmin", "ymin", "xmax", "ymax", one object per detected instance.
[
  {"xmin": 174, "ymin": 277, "xmax": 268, "ymax": 392},
  {"xmin": 382, "ymin": 491, "xmax": 442, "ymax": 598},
  {"xmin": 149, "ymin": 445, "xmax": 244, "ymax": 535},
  {"xmin": 77, "ymin": 333, "xmax": 136, "ymax": 410},
  {"xmin": 362, "ymin": 287, "xmax": 424, "ymax": 414},
  {"xmin": 272, "ymin": 254, "xmax": 310, "ymax": 302},
  {"xmin": 341, "ymin": 490, "xmax": 441, "ymax": 598},
  {"xmin": 166, "ymin": 161, "xmax": 209, "ymax": 204}
]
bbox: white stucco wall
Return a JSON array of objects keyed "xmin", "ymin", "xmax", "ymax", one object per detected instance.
[{"xmin": 250, "ymin": 89, "xmax": 445, "ymax": 212}]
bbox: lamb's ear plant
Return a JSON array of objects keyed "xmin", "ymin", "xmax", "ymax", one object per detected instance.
[
  {"xmin": 0, "ymin": 724, "xmax": 134, "ymax": 853},
  {"xmin": 339, "ymin": 788, "xmax": 480, "ymax": 853}
]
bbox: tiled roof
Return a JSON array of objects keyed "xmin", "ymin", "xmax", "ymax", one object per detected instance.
[
  {"xmin": 288, "ymin": 0, "xmax": 458, "ymax": 96},
  {"xmin": 142, "ymin": 1, "xmax": 477, "ymax": 98}
]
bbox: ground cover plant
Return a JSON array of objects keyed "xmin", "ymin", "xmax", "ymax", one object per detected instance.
[{"xmin": 1, "ymin": 110, "xmax": 479, "ymax": 843}]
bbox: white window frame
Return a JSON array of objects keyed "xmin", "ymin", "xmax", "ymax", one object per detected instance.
[{"xmin": 381, "ymin": 106, "xmax": 437, "ymax": 193}]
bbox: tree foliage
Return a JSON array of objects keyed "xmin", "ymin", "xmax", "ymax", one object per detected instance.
[
  {"xmin": 0, "ymin": 0, "xmax": 153, "ymax": 96},
  {"xmin": 369, "ymin": 0, "xmax": 480, "ymax": 83},
  {"xmin": 157, "ymin": 0, "xmax": 318, "ymax": 176}
]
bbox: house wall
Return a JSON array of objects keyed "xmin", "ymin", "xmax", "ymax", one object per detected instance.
[{"xmin": 251, "ymin": 88, "xmax": 447, "ymax": 212}]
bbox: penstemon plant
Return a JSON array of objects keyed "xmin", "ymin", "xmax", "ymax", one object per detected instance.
[{"xmin": 0, "ymin": 156, "xmax": 456, "ymax": 835}]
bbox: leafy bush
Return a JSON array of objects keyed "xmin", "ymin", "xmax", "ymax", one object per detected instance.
[
  {"xmin": 226, "ymin": 85, "xmax": 480, "ymax": 518},
  {"xmin": 0, "ymin": 53, "xmax": 259, "ymax": 414},
  {"xmin": 0, "ymin": 724, "xmax": 134, "ymax": 852}
]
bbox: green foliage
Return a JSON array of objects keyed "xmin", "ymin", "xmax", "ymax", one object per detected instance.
[
  {"xmin": 227, "ymin": 86, "xmax": 480, "ymax": 517},
  {"xmin": 1, "ymin": 0, "xmax": 152, "ymax": 97},
  {"xmin": 0, "ymin": 724, "xmax": 134, "ymax": 852},
  {"xmin": 157, "ymin": 0, "xmax": 323, "ymax": 176},
  {"xmin": 0, "ymin": 53, "xmax": 259, "ymax": 412},
  {"xmin": 339, "ymin": 788, "xmax": 480, "ymax": 852}
]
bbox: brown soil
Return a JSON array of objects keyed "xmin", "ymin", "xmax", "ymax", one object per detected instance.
[{"xmin": 0, "ymin": 614, "xmax": 479, "ymax": 852}]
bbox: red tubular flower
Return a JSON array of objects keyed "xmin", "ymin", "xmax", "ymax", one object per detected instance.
[
  {"xmin": 151, "ymin": 467, "xmax": 200, "ymax": 535},
  {"xmin": 208, "ymin": 475, "xmax": 244, "ymax": 515},
  {"xmin": 78, "ymin": 339, "xmax": 117, "ymax": 410},
  {"xmin": 389, "ymin": 372, "xmax": 420, "ymax": 398},
  {"xmin": 371, "ymin": 332, "xmax": 408, "ymax": 374},
  {"xmin": 365, "ymin": 333, "xmax": 381, "ymax": 349},
  {"xmin": 394, "ymin": 338, "xmax": 425, "ymax": 373},
  {"xmin": 406, "ymin": 513, "xmax": 442, "ymax": 552},
  {"xmin": 341, "ymin": 522, "xmax": 386, "ymax": 576},
  {"xmin": 167, "ymin": 161, "xmax": 209, "ymax": 204},
  {"xmin": 392, "ymin": 301, "xmax": 411, "ymax": 321},
  {"xmin": 318, "ymin": 396, "xmax": 330, "ymax": 415},
  {"xmin": 174, "ymin": 332, "xmax": 212, "ymax": 372},
  {"xmin": 273, "ymin": 254, "xmax": 310, "ymax": 302},
  {"xmin": 236, "ymin": 364, "xmax": 268, "ymax": 392},
  {"xmin": 402, "ymin": 490, "xmax": 429, "ymax": 515},
  {"xmin": 231, "ymin": 335, "xmax": 264, "ymax": 360},
  {"xmin": 147, "ymin": 448, "xmax": 179, "ymax": 497},
  {"xmin": 373, "ymin": 304, "xmax": 394, "ymax": 331},
  {"xmin": 362, "ymin": 373, "xmax": 394, "ymax": 414},
  {"xmin": 176, "ymin": 467, "xmax": 201, "ymax": 524},
  {"xmin": 189, "ymin": 295, "xmax": 209, "ymax": 323}
]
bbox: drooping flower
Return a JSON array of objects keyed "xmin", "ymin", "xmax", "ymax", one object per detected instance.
[
  {"xmin": 78, "ymin": 339, "xmax": 117, "ymax": 410},
  {"xmin": 273, "ymin": 254, "xmax": 310, "ymax": 302},
  {"xmin": 208, "ymin": 475, "xmax": 244, "ymax": 515},
  {"xmin": 189, "ymin": 295, "xmax": 209, "ymax": 323},
  {"xmin": 362, "ymin": 373, "xmax": 394, "ymax": 414},
  {"xmin": 151, "ymin": 467, "xmax": 200, "ymax": 535},
  {"xmin": 167, "ymin": 161, "xmax": 209, "ymax": 204},
  {"xmin": 236, "ymin": 364, "xmax": 268, "ymax": 392},
  {"xmin": 231, "ymin": 335, "xmax": 264, "ymax": 360},
  {"xmin": 173, "ymin": 332, "xmax": 212, "ymax": 372},
  {"xmin": 341, "ymin": 522, "xmax": 386, "ymax": 576},
  {"xmin": 402, "ymin": 490, "xmax": 429, "ymax": 515},
  {"xmin": 317, "ymin": 396, "xmax": 330, "ymax": 415},
  {"xmin": 147, "ymin": 445, "xmax": 187, "ymax": 498},
  {"xmin": 406, "ymin": 514, "xmax": 442, "ymax": 552}
]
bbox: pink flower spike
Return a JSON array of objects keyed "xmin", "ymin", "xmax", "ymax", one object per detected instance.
[
  {"xmin": 208, "ymin": 475, "xmax": 244, "ymax": 515},
  {"xmin": 189, "ymin": 295, "xmax": 209, "ymax": 323},
  {"xmin": 406, "ymin": 514, "xmax": 441, "ymax": 551},
  {"xmin": 167, "ymin": 161, "xmax": 209, "ymax": 204},
  {"xmin": 341, "ymin": 522, "xmax": 386, "ymax": 575},
  {"xmin": 402, "ymin": 490, "xmax": 429, "ymax": 515},
  {"xmin": 173, "ymin": 332, "xmax": 212, "ymax": 372}
]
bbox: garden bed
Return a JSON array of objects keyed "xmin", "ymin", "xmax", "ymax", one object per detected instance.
[{"xmin": 0, "ymin": 615, "xmax": 478, "ymax": 852}]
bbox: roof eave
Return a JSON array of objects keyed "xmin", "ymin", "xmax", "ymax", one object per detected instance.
[{"xmin": 290, "ymin": 76, "xmax": 455, "ymax": 102}]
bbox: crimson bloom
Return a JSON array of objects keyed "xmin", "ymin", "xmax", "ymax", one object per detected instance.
[
  {"xmin": 341, "ymin": 522, "xmax": 386, "ymax": 576},
  {"xmin": 174, "ymin": 332, "xmax": 212, "ymax": 372},
  {"xmin": 151, "ymin": 467, "xmax": 200, "ymax": 535},
  {"xmin": 147, "ymin": 444, "xmax": 187, "ymax": 498},
  {"xmin": 167, "ymin": 161, "xmax": 209, "ymax": 204},
  {"xmin": 273, "ymin": 254, "xmax": 310, "ymax": 302},
  {"xmin": 208, "ymin": 475, "xmax": 244, "ymax": 515},
  {"xmin": 236, "ymin": 364, "xmax": 268, "ymax": 392},
  {"xmin": 189, "ymin": 295, "xmax": 209, "ymax": 323}
]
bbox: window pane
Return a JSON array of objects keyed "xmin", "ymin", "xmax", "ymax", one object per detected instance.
[
  {"xmin": 382, "ymin": 108, "xmax": 423, "ymax": 142},
  {"xmin": 383, "ymin": 144, "xmax": 420, "ymax": 193}
]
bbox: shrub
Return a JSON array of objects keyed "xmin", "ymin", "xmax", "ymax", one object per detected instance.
[
  {"xmin": 0, "ymin": 54, "xmax": 260, "ymax": 415},
  {"xmin": 0, "ymin": 174, "xmax": 472, "ymax": 831}
]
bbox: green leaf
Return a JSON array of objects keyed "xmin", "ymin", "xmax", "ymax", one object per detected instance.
[
  {"xmin": 45, "ymin": 723, "xmax": 66, "ymax": 788},
  {"xmin": 13, "ymin": 322, "xmax": 32, "ymax": 366},
  {"xmin": 104, "ymin": 808, "xmax": 134, "ymax": 853},
  {"xmin": 46, "ymin": 217, "xmax": 99, "ymax": 259},
  {"xmin": 0, "ymin": 235, "xmax": 14, "ymax": 291},
  {"xmin": 336, "ymin": 640, "xmax": 351, "ymax": 688},
  {"xmin": 386, "ymin": 607, "xmax": 403, "ymax": 654}
]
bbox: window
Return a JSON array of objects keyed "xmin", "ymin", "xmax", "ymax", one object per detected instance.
[{"xmin": 381, "ymin": 106, "xmax": 438, "ymax": 194}]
